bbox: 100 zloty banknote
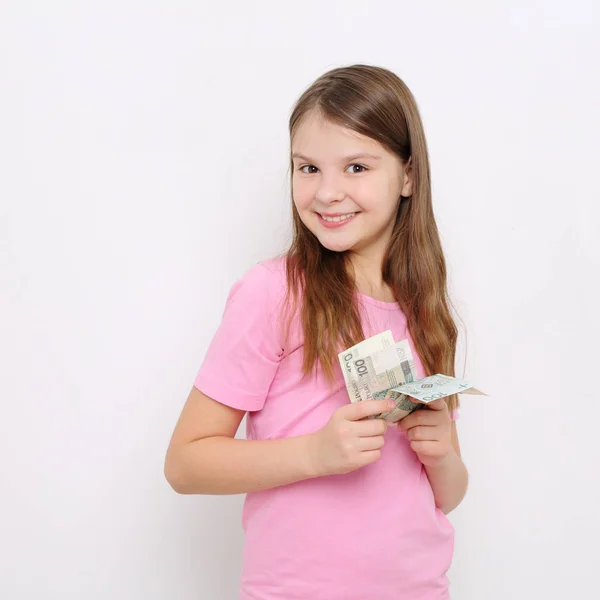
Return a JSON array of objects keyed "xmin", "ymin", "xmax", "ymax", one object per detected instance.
[{"xmin": 338, "ymin": 330, "xmax": 485, "ymax": 422}]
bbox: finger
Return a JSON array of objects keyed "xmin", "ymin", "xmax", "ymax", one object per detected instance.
[
  {"xmin": 398, "ymin": 409, "xmax": 439, "ymax": 430},
  {"xmin": 353, "ymin": 418, "xmax": 388, "ymax": 437},
  {"xmin": 359, "ymin": 449, "xmax": 382, "ymax": 466},
  {"xmin": 410, "ymin": 440, "xmax": 440, "ymax": 455},
  {"xmin": 422, "ymin": 398, "xmax": 448, "ymax": 411},
  {"xmin": 342, "ymin": 400, "xmax": 396, "ymax": 422},
  {"xmin": 406, "ymin": 425, "xmax": 440, "ymax": 442},
  {"xmin": 358, "ymin": 435, "xmax": 385, "ymax": 451}
]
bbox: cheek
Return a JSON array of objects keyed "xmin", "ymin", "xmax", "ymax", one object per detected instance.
[
  {"xmin": 358, "ymin": 197, "xmax": 398, "ymax": 223},
  {"xmin": 370, "ymin": 189, "xmax": 401, "ymax": 221},
  {"xmin": 356, "ymin": 180, "xmax": 396, "ymax": 211},
  {"xmin": 292, "ymin": 181, "xmax": 315, "ymax": 212}
]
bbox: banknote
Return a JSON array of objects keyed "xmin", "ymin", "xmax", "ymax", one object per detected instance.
[
  {"xmin": 367, "ymin": 341, "xmax": 417, "ymax": 391},
  {"xmin": 339, "ymin": 332, "xmax": 485, "ymax": 422},
  {"xmin": 338, "ymin": 330, "xmax": 395, "ymax": 403},
  {"xmin": 360, "ymin": 341, "xmax": 420, "ymax": 420},
  {"xmin": 338, "ymin": 331, "xmax": 420, "ymax": 421},
  {"xmin": 373, "ymin": 373, "xmax": 486, "ymax": 404},
  {"xmin": 374, "ymin": 389, "xmax": 424, "ymax": 423}
]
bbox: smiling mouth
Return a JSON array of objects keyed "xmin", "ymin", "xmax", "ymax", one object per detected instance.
[{"xmin": 317, "ymin": 212, "xmax": 357, "ymax": 223}]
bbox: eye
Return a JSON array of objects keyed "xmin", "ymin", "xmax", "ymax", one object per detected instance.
[
  {"xmin": 346, "ymin": 164, "xmax": 367, "ymax": 174},
  {"xmin": 297, "ymin": 164, "xmax": 368, "ymax": 174},
  {"xmin": 298, "ymin": 165, "xmax": 319, "ymax": 174}
]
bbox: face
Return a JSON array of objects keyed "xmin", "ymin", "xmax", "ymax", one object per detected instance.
[{"xmin": 291, "ymin": 110, "xmax": 413, "ymax": 260}]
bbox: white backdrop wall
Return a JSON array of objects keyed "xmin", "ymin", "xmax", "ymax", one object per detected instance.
[{"xmin": 2, "ymin": 2, "xmax": 599, "ymax": 599}]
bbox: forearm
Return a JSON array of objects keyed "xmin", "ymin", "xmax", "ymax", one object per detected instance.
[
  {"xmin": 165, "ymin": 434, "xmax": 320, "ymax": 495},
  {"xmin": 424, "ymin": 450, "xmax": 468, "ymax": 514}
]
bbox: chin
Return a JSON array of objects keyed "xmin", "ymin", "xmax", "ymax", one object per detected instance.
[
  {"xmin": 300, "ymin": 216, "xmax": 358, "ymax": 253},
  {"xmin": 315, "ymin": 235, "xmax": 355, "ymax": 253}
]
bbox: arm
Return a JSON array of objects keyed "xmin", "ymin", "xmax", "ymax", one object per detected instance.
[
  {"xmin": 424, "ymin": 422, "xmax": 468, "ymax": 514},
  {"xmin": 164, "ymin": 388, "xmax": 397, "ymax": 495},
  {"xmin": 398, "ymin": 401, "xmax": 469, "ymax": 514},
  {"xmin": 164, "ymin": 386, "xmax": 319, "ymax": 495}
]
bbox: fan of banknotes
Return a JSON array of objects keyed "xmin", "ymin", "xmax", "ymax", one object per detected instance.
[{"xmin": 338, "ymin": 330, "xmax": 485, "ymax": 422}]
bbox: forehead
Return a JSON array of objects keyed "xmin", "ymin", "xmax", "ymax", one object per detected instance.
[{"xmin": 291, "ymin": 111, "xmax": 384, "ymax": 157}]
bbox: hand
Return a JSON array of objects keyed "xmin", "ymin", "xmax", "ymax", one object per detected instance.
[
  {"xmin": 397, "ymin": 399, "xmax": 453, "ymax": 467},
  {"xmin": 309, "ymin": 399, "xmax": 396, "ymax": 476}
]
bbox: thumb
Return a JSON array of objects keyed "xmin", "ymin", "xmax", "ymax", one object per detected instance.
[
  {"xmin": 423, "ymin": 398, "xmax": 448, "ymax": 411},
  {"xmin": 341, "ymin": 399, "xmax": 396, "ymax": 421}
]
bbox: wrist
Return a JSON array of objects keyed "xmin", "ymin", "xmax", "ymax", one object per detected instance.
[
  {"xmin": 424, "ymin": 447, "xmax": 460, "ymax": 472},
  {"xmin": 302, "ymin": 433, "xmax": 326, "ymax": 479}
]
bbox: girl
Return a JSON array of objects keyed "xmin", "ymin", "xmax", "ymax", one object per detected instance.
[{"xmin": 165, "ymin": 64, "xmax": 467, "ymax": 600}]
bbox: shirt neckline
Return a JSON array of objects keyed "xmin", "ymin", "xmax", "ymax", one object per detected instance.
[{"xmin": 357, "ymin": 292, "xmax": 401, "ymax": 311}]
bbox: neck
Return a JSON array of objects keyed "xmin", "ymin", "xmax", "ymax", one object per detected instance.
[{"xmin": 349, "ymin": 250, "xmax": 394, "ymax": 302}]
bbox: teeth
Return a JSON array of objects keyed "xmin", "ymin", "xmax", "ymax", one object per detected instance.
[{"xmin": 321, "ymin": 213, "xmax": 356, "ymax": 222}]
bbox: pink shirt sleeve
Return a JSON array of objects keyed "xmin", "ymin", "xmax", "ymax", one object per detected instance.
[{"xmin": 194, "ymin": 264, "xmax": 284, "ymax": 412}]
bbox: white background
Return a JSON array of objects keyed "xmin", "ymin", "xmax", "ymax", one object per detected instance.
[{"xmin": 2, "ymin": 1, "xmax": 599, "ymax": 598}]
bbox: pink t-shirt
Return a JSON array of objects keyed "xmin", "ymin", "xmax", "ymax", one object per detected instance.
[{"xmin": 194, "ymin": 256, "xmax": 458, "ymax": 600}]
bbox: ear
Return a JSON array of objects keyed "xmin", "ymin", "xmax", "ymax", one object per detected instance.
[{"xmin": 400, "ymin": 155, "xmax": 413, "ymax": 198}]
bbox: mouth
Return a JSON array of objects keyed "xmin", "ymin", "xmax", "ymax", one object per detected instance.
[{"xmin": 316, "ymin": 211, "xmax": 358, "ymax": 226}]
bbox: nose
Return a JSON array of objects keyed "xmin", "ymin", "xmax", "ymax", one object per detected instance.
[{"xmin": 315, "ymin": 173, "xmax": 345, "ymax": 204}]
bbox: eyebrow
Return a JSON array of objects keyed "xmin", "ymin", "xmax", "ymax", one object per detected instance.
[{"xmin": 291, "ymin": 152, "xmax": 382, "ymax": 163}]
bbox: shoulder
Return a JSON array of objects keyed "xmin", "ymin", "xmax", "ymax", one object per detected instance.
[
  {"xmin": 255, "ymin": 254, "xmax": 287, "ymax": 284},
  {"xmin": 195, "ymin": 255, "xmax": 290, "ymax": 411},
  {"xmin": 232, "ymin": 255, "xmax": 287, "ymax": 296},
  {"xmin": 225, "ymin": 255, "xmax": 288, "ymax": 314}
]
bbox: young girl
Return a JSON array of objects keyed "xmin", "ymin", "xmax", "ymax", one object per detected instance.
[{"xmin": 165, "ymin": 64, "xmax": 467, "ymax": 600}]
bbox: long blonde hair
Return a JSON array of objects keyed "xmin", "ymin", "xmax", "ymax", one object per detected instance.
[{"xmin": 283, "ymin": 64, "xmax": 459, "ymax": 412}]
